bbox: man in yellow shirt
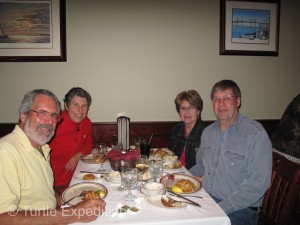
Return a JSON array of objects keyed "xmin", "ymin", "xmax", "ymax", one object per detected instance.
[{"xmin": 0, "ymin": 89, "xmax": 106, "ymax": 225}]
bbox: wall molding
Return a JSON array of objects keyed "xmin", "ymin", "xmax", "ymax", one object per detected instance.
[{"xmin": 0, "ymin": 119, "xmax": 279, "ymax": 148}]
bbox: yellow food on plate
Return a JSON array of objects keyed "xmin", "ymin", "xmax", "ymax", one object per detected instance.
[
  {"xmin": 82, "ymin": 190, "xmax": 105, "ymax": 200},
  {"xmin": 83, "ymin": 173, "xmax": 96, "ymax": 180},
  {"xmin": 171, "ymin": 185, "xmax": 184, "ymax": 194},
  {"xmin": 172, "ymin": 179, "xmax": 196, "ymax": 193},
  {"xmin": 153, "ymin": 148, "xmax": 170, "ymax": 158}
]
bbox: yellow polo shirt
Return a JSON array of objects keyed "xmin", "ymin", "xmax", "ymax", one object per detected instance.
[{"xmin": 0, "ymin": 125, "xmax": 56, "ymax": 213}]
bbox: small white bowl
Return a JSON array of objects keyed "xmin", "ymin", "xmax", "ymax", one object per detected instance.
[{"xmin": 142, "ymin": 182, "xmax": 165, "ymax": 195}]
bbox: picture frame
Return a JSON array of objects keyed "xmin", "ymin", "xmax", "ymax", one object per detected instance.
[
  {"xmin": 220, "ymin": 0, "xmax": 280, "ymax": 56},
  {"xmin": 0, "ymin": 0, "xmax": 66, "ymax": 62}
]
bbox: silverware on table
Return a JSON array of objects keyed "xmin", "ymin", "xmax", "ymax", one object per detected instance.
[
  {"xmin": 168, "ymin": 190, "xmax": 201, "ymax": 207},
  {"xmin": 169, "ymin": 192, "xmax": 203, "ymax": 199},
  {"xmin": 62, "ymin": 191, "xmax": 85, "ymax": 206},
  {"xmin": 80, "ymin": 170, "xmax": 108, "ymax": 174}
]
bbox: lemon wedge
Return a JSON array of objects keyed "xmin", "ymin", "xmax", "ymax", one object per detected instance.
[
  {"xmin": 171, "ymin": 185, "xmax": 183, "ymax": 194},
  {"xmin": 98, "ymin": 190, "xmax": 106, "ymax": 198}
]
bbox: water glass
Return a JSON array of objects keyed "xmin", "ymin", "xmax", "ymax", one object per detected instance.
[
  {"xmin": 148, "ymin": 159, "xmax": 163, "ymax": 182},
  {"xmin": 122, "ymin": 168, "xmax": 138, "ymax": 201}
]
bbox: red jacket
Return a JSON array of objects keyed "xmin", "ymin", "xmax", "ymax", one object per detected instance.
[{"xmin": 50, "ymin": 110, "xmax": 93, "ymax": 187}]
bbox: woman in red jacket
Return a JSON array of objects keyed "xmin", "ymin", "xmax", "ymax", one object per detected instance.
[{"xmin": 50, "ymin": 87, "xmax": 93, "ymax": 192}]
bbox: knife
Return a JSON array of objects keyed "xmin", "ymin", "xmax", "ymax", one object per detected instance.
[
  {"xmin": 80, "ymin": 171, "xmax": 108, "ymax": 174},
  {"xmin": 168, "ymin": 190, "xmax": 201, "ymax": 207}
]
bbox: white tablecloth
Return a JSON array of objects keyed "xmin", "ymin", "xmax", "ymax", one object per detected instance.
[{"xmin": 67, "ymin": 160, "xmax": 231, "ymax": 225}]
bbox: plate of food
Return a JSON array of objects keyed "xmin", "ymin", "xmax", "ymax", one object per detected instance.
[
  {"xmin": 74, "ymin": 173, "xmax": 106, "ymax": 181},
  {"xmin": 147, "ymin": 195, "xmax": 187, "ymax": 209},
  {"xmin": 160, "ymin": 174, "xmax": 201, "ymax": 194},
  {"xmin": 82, "ymin": 153, "xmax": 106, "ymax": 164},
  {"xmin": 162, "ymin": 156, "xmax": 182, "ymax": 170},
  {"xmin": 150, "ymin": 148, "xmax": 174, "ymax": 158},
  {"xmin": 61, "ymin": 182, "xmax": 107, "ymax": 205}
]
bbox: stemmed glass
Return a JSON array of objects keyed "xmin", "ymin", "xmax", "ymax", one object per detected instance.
[
  {"xmin": 114, "ymin": 159, "xmax": 130, "ymax": 191},
  {"xmin": 122, "ymin": 168, "xmax": 138, "ymax": 201},
  {"xmin": 136, "ymin": 155, "xmax": 149, "ymax": 188},
  {"xmin": 96, "ymin": 143, "xmax": 108, "ymax": 172}
]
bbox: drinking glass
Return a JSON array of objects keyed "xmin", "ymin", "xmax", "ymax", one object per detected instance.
[
  {"xmin": 122, "ymin": 168, "xmax": 138, "ymax": 201},
  {"xmin": 114, "ymin": 159, "xmax": 130, "ymax": 191},
  {"xmin": 140, "ymin": 138, "xmax": 151, "ymax": 156},
  {"xmin": 136, "ymin": 155, "xmax": 149, "ymax": 188},
  {"xmin": 148, "ymin": 159, "xmax": 163, "ymax": 182},
  {"xmin": 96, "ymin": 143, "xmax": 108, "ymax": 172}
]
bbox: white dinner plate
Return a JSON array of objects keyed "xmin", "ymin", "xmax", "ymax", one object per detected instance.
[
  {"xmin": 160, "ymin": 174, "xmax": 201, "ymax": 194},
  {"xmin": 163, "ymin": 159, "xmax": 183, "ymax": 171},
  {"xmin": 74, "ymin": 173, "xmax": 106, "ymax": 180},
  {"xmin": 147, "ymin": 195, "xmax": 187, "ymax": 209},
  {"xmin": 81, "ymin": 154, "xmax": 99, "ymax": 164},
  {"xmin": 61, "ymin": 182, "xmax": 107, "ymax": 205}
]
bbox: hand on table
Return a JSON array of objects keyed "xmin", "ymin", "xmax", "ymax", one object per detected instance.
[
  {"xmin": 67, "ymin": 199, "xmax": 106, "ymax": 223},
  {"xmin": 65, "ymin": 152, "xmax": 82, "ymax": 171}
]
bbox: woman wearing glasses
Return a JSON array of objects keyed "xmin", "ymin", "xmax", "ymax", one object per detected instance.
[
  {"xmin": 170, "ymin": 90, "xmax": 207, "ymax": 169},
  {"xmin": 50, "ymin": 87, "xmax": 93, "ymax": 193}
]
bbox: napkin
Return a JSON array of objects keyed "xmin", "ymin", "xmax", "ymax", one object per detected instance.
[{"xmin": 106, "ymin": 149, "xmax": 140, "ymax": 160}]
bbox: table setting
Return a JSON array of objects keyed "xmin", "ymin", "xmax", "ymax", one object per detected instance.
[{"xmin": 64, "ymin": 147, "xmax": 231, "ymax": 225}]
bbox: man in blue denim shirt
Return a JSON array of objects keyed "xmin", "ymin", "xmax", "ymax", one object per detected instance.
[{"xmin": 190, "ymin": 80, "xmax": 272, "ymax": 225}]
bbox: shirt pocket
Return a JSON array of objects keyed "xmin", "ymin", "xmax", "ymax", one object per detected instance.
[{"xmin": 223, "ymin": 150, "xmax": 246, "ymax": 178}]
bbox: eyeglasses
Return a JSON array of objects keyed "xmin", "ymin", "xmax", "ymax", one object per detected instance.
[
  {"xmin": 30, "ymin": 110, "xmax": 62, "ymax": 122},
  {"xmin": 212, "ymin": 95, "xmax": 236, "ymax": 104},
  {"xmin": 179, "ymin": 106, "xmax": 197, "ymax": 112}
]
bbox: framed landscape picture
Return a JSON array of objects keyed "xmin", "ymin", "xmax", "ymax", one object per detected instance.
[
  {"xmin": 220, "ymin": 0, "xmax": 280, "ymax": 56},
  {"xmin": 0, "ymin": 0, "xmax": 66, "ymax": 62}
]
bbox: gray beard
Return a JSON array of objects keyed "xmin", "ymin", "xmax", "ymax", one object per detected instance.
[{"xmin": 24, "ymin": 119, "xmax": 55, "ymax": 146}]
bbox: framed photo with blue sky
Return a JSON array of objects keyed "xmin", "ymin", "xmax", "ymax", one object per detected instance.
[{"xmin": 220, "ymin": 0, "xmax": 280, "ymax": 56}]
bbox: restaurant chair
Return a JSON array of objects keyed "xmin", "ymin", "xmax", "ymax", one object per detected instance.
[{"xmin": 259, "ymin": 152, "xmax": 300, "ymax": 225}]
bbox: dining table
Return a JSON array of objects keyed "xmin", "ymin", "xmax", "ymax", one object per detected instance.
[{"xmin": 65, "ymin": 155, "xmax": 231, "ymax": 225}]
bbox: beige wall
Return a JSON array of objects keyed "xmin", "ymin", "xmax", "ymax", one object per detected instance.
[{"xmin": 0, "ymin": 0, "xmax": 299, "ymax": 123}]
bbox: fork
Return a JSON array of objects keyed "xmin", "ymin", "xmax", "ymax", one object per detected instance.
[
  {"xmin": 167, "ymin": 196, "xmax": 201, "ymax": 207},
  {"xmin": 62, "ymin": 191, "xmax": 85, "ymax": 206},
  {"xmin": 169, "ymin": 192, "xmax": 203, "ymax": 199}
]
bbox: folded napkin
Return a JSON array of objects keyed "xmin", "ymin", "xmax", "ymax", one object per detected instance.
[{"xmin": 106, "ymin": 149, "xmax": 140, "ymax": 160}]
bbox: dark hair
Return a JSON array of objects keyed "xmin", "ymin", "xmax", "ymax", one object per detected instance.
[
  {"xmin": 64, "ymin": 87, "xmax": 92, "ymax": 108},
  {"xmin": 210, "ymin": 79, "xmax": 242, "ymax": 100},
  {"xmin": 19, "ymin": 89, "xmax": 61, "ymax": 114},
  {"xmin": 175, "ymin": 90, "xmax": 203, "ymax": 118}
]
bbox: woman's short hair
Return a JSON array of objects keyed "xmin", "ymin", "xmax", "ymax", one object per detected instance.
[
  {"xmin": 175, "ymin": 90, "xmax": 203, "ymax": 115},
  {"xmin": 64, "ymin": 87, "xmax": 92, "ymax": 108}
]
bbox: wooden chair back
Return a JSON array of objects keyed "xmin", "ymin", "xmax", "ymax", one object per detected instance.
[{"xmin": 259, "ymin": 152, "xmax": 300, "ymax": 225}]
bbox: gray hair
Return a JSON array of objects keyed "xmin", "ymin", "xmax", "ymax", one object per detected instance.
[
  {"xmin": 63, "ymin": 87, "xmax": 92, "ymax": 108},
  {"xmin": 19, "ymin": 89, "xmax": 61, "ymax": 115}
]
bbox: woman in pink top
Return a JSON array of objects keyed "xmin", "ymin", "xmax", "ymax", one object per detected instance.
[{"xmin": 50, "ymin": 87, "xmax": 93, "ymax": 192}]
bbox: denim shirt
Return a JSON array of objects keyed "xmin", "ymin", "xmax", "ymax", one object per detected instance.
[
  {"xmin": 170, "ymin": 119, "xmax": 206, "ymax": 169},
  {"xmin": 190, "ymin": 114, "xmax": 272, "ymax": 214}
]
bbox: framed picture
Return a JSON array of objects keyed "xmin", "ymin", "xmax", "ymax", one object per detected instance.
[
  {"xmin": 0, "ymin": 0, "xmax": 66, "ymax": 62},
  {"xmin": 220, "ymin": 0, "xmax": 280, "ymax": 56}
]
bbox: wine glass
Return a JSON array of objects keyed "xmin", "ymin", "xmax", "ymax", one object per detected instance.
[
  {"xmin": 122, "ymin": 168, "xmax": 138, "ymax": 201},
  {"xmin": 114, "ymin": 159, "xmax": 130, "ymax": 191},
  {"xmin": 96, "ymin": 143, "xmax": 108, "ymax": 172},
  {"xmin": 136, "ymin": 155, "xmax": 149, "ymax": 188}
]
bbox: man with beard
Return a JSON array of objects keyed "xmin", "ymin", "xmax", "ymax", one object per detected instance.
[{"xmin": 0, "ymin": 89, "xmax": 105, "ymax": 225}]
